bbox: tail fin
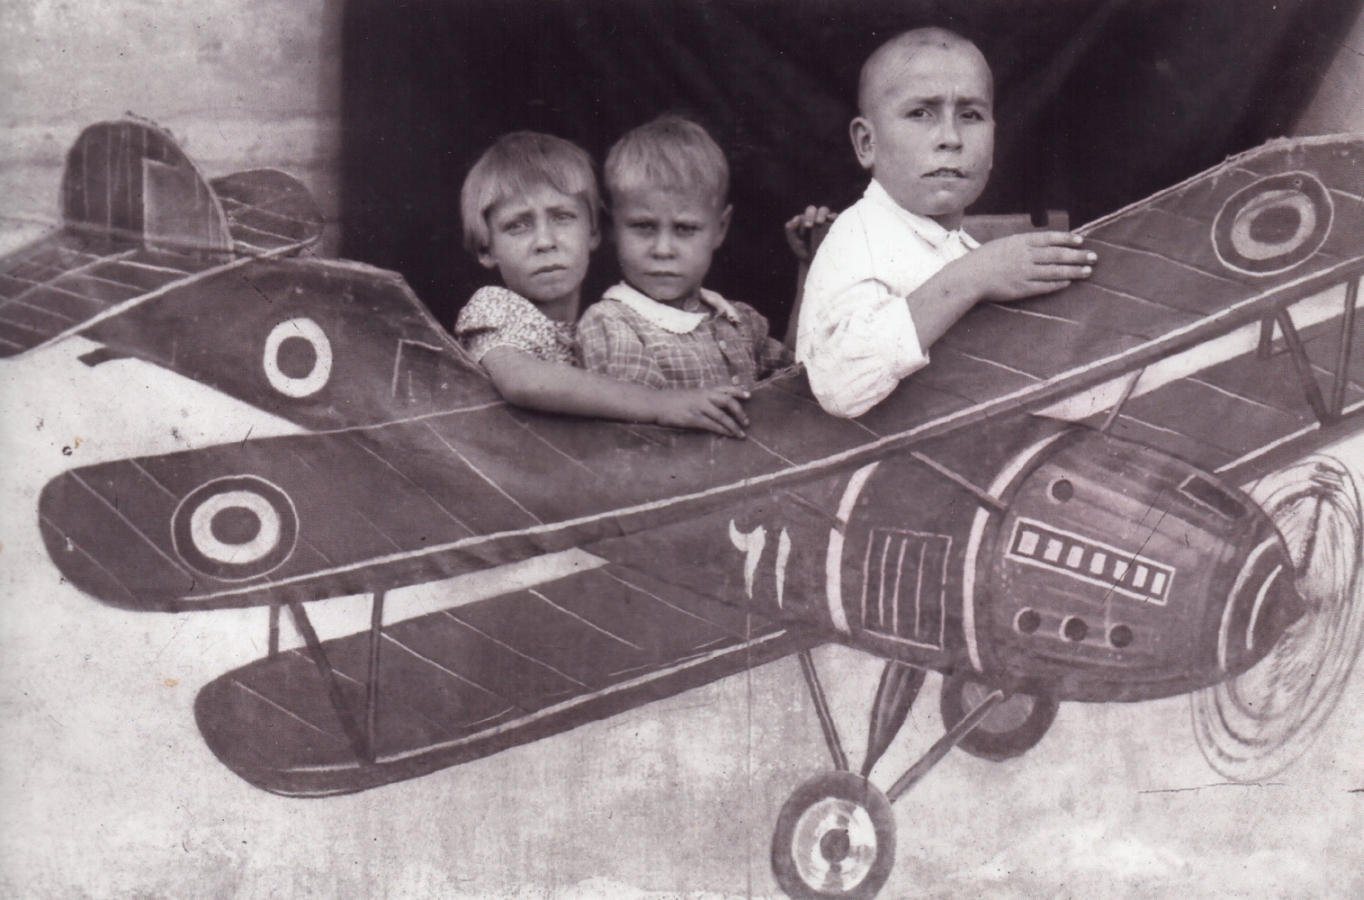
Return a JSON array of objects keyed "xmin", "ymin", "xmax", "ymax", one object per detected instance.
[
  {"xmin": 61, "ymin": 119, "xmax": 234, "ymax": 254},
  {"xmin": 0, "ymin": 119, "xmax": 328, "ymax": 359},
  {"xmin": 58, "ymin": 119, "xmax": 324, "ymax": 256}
]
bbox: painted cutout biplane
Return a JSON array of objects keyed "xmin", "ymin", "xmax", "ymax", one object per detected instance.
[{"xmin": 8, "ymin": 120, "xmax": 1364, "ymax": 900}]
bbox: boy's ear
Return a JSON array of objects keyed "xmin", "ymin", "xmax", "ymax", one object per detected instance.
[
  {"xmin": 588, "ymin": 224, "xmax": 602, "ymax": 252},
  {"xmin": 476, "ymin": 248, "xmax": 499, "ymax": 270},
  {"xmin": 850, "ymin": 117, "xmax": 876, "ymax": 171},
  {"xmin": 715, "ymin": 204, "xmax": 733, "ymax": 245}
]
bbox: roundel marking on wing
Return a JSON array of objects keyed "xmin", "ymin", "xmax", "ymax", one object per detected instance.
[
  {"xmin": 263, "ymin": 317, "xmax": 333, "ymax": 397},
  {"xmin": 189, "ymin": 490, "xmax": 283, "ymax": 565},
  {"xmin": 1211, "ymin": 172, "xmax": 1333, "ymax": 277},
  {"xmin": 172, "ymin": 475, "xmax": 299, "ymax": 581}
]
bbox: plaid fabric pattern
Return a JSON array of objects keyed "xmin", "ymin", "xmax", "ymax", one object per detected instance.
[
  {"xmin": 454, "ymin": 286, "xmax": 578, "ymax": 366},
  {"xmin": 578, "ymin": 291, "xmax": 791, "ymax": 390}
]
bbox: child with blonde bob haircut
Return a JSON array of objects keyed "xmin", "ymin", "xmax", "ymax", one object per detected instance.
[
  {"xmin": 454, "ymin": 131, "xmax": 750, "ymax": 437},
  {"xmin": 578, "ymin": 116, "xmax": 791, "ymax": 392}
]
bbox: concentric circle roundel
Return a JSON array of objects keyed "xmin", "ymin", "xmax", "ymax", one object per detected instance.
[
  {"xmin": 263, "ymin": 317, "xmax": 333, "ymax": 397},
  {"xmin": 172, "ymin": 475, "xmax": 298, "ymax": 580},
  {"xmin": 1212, "ymin": 172, "xmax": 1333, "ymax": 276}
]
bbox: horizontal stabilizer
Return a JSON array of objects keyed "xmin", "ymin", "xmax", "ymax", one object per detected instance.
[{"xmin": 211, "ymin": 169, "xmax": 324, "ymax": 254}]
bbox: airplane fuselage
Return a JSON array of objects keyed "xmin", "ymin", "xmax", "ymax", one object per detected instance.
[{"xmin": 600, "ymin": 416, "xmax": 1304, "ymax": 704}]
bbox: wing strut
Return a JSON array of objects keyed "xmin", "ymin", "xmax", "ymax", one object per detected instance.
[
  {"xmin": 1258, "ymin": 316, "xmax": 1276, "ymax": 360},
  {"xmin": 798, "ymin": 650, "xmax": 849, "ymax": 771},
  {"xmin": 286, "ymin": 594, "xmax": 387, "ymax": 766},
  {"xmin": 268, "ymin": 604, "xmax": 281, "ymax": 658},
  {"xmin": 908, "ymin": 452, "xmax": 1007, "ymax": 511},
  {"xmin": 366, "ymin": 591, "xmax": 386, "ymax": 751},
  {"xmin": 1100, "ymin": 369, "xmax": 1142, "ymax": 434},
  {"xmin": 1330, "ymin": 278, "xmax": 1360, "ymax": 418},
  {"xmin": 1276, "ymin": 307, "xmax": 1333, "ymax": 424}
]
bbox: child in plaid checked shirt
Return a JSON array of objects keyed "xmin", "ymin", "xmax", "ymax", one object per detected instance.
[
  {"xmin": 578, "ymin": 117, "xmax": 792, "ymax": 392},
  {"xmin": 454, "ymin": 131, "xmax": 751, "ymax": 438}
]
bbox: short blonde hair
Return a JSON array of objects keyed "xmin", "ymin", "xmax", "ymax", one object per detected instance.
[
  {"xmin": 604, "ymin": 115, "xmax": 729, "ymax": 209},
  {"xmin": 460, "ymin": 132, "xmax": 600, "ymax": 254}
]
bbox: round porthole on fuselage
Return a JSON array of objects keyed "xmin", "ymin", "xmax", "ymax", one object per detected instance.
[
  {"xmin": 1109, "ymin": 624, "xmax": 1134, "ymax": 648},
  {"xmin": 1049, "ymin": 478, "xmax": 1074, "ymax": 503},
  {"xmin": 1015, "ymin": 608, "xmax": 1042, "ymax": 634}
]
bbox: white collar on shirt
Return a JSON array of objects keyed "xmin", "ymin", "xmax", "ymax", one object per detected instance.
[
  {"xmin": 602, "ymin": 282, "xmax": 742, "ymax": 334},
  {"xmin": 866, "ymin": 179, "xmax": 981, "ymax": 252}
]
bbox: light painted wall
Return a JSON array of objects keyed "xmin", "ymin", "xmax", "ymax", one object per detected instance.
[
  {"xmin": 1295, "ymin": 5, "xmax": 1364, "ymax": 135},
  {"xmin": 0, "ymin": 0, "xmax": 342, "ymax": 252}
]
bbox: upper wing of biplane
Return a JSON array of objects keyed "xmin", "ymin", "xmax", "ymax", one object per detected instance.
[
  {"xmin": 1021, "ymin": 135, "xmax": 1364, "ymax": 484},
  {"xmin": 194, "ymin": 556, "xmax": 816, "ymax": 796},
  {"xmin": 0, "ymin": 118, "xmax": 322, "ymax": 358},
  {"xmin": 35, "ymin": 134, "xmax": 1364, "ymax": 614}
]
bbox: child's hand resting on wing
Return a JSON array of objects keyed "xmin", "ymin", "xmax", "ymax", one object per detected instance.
[{"xmin": 961, "ymin": 231, "xmax": 1097, "ymax": 302}]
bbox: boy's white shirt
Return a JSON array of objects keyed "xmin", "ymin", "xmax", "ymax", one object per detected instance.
[
  {"xmin": 796, "ymin": 178, "xmax": 979, "ymax": 418},
  {"xmin": 601, "ymin": 282, "xmax": 743, "ymax": 334}
]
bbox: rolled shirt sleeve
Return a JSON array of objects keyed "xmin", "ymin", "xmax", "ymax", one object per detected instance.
[
  {"xmin": 798, "ymin": 275, "xmax": 927, "ymax": 418},
  {"xmin": 795, "ymin": 180, "xmax": 974, "ymax": 418}
]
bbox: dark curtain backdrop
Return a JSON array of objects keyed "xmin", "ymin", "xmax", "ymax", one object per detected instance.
[{"xmin": 340, "ymin": 0, "xmax": 1361, "ymax": 335}]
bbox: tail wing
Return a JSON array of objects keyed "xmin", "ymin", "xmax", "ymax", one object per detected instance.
[{"xmin": 0, "ymin": 119, "xmax": 323, "ymax": 360}]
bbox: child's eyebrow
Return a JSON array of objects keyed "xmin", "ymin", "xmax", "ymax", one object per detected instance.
[{"xmin": 904, "ymin": 92, "xmax": 991, "ymax": 107}]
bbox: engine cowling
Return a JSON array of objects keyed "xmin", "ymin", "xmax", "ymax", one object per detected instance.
[{"xmin": 967, "ymin": 428, "xmax": 1305, "ymax": 702}]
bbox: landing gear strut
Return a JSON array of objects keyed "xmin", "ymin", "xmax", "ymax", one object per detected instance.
[
  {"xmin": 939, "ymin": 674, "xmax": 1059, "ymax": 762},
  {"xmin": 772, "ymin": 655, "xmax": 1007, "ymax": 900}
]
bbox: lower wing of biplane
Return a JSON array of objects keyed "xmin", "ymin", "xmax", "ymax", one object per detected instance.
[
  {"xmin": 20, "ymin": 127, "xmax": 1364, "ymax": 900},
  {"xmin": 195, "ymin": 555, "xmax": 818, "ymax": 797}
]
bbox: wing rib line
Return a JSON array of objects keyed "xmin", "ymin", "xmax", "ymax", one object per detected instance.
[{"xmin": 527, "ymin": 588, "xmax": 644, "ymax": 651}]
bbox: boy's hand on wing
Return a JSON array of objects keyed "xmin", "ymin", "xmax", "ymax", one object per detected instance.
[
  {"xmin": 784, "ymin": 206, "xmax": 838, "ymax": 262},
  {"xmin": 970, "ymin": 232, "xmax": 1096, "ymax": 302},
  {"xmin": 654, "ymin": 386, "xmax": 751, "ymax": 438}
]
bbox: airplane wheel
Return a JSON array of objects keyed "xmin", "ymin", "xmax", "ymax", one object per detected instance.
[
  {"xmin": 1193, "ymin": 456, "xmax": 1364, "ymax": 781},
  {"xmin": 771, "ymin": 771, "xmax": 895, "ymax": 900},
  {"xmin": 939, "ymin": 675, "xmax": 1058, "ymax": 762}
]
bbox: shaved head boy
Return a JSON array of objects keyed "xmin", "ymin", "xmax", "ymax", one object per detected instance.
[
  {"xmin": 858, "ymin": 28, "xmax": 993, "ymax": 113},
  {"xmin": 797, "ymin": 28, "xmax": 1097, "ymax": 418},
  {"xmin": 853, "ymin": 28, "xmax": 994, "ymax": 229}
]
